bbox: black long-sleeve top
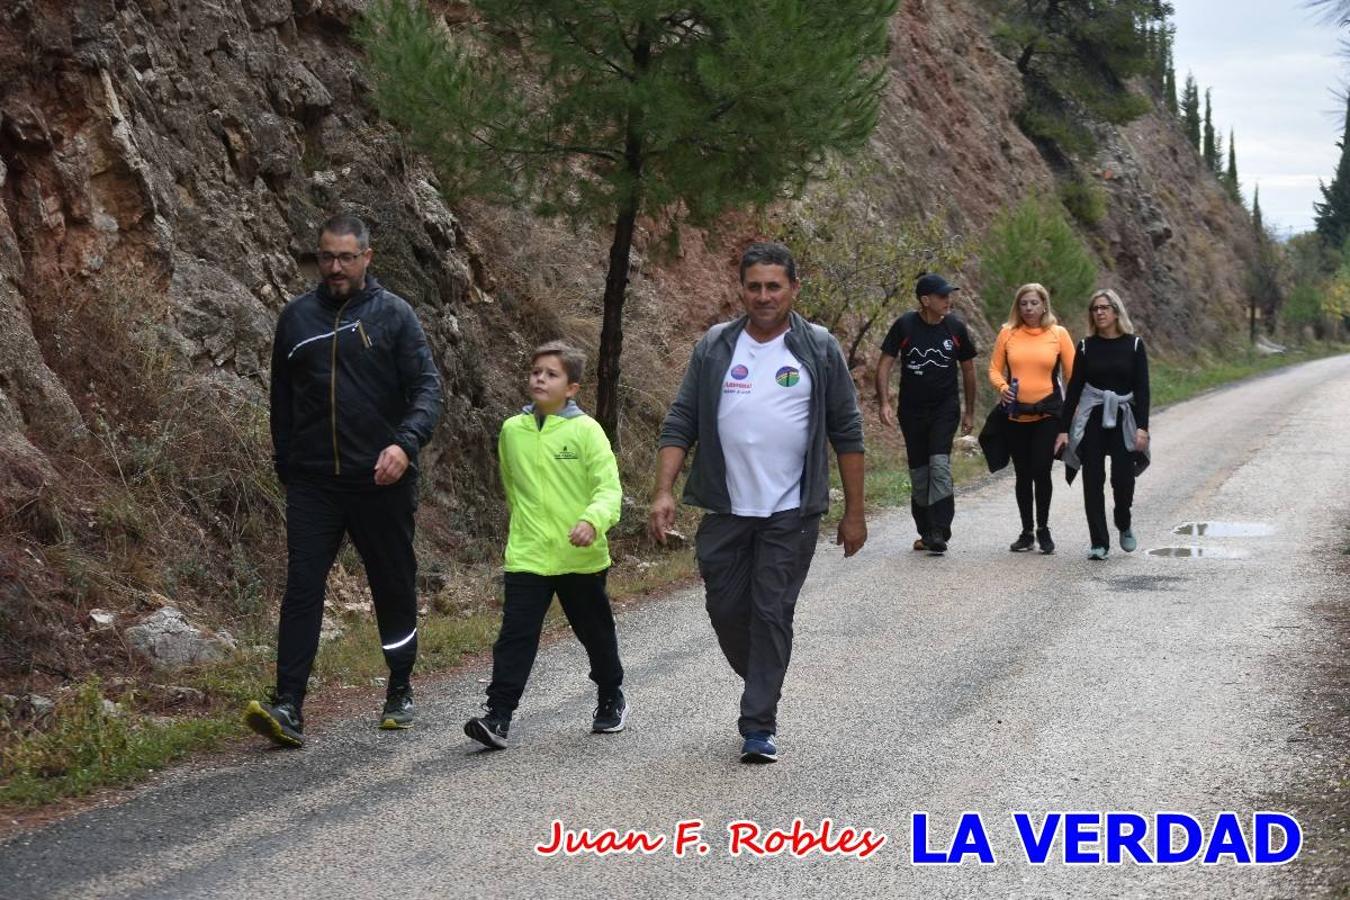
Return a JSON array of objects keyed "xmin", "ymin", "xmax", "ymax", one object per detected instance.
[
  {"xmin": 270, "ymin": 276, "xmax": 444, "ymax": 488},
  {"xmin": 1060, "ymin": 333, "xmax": 1150, "ymax": 431}
]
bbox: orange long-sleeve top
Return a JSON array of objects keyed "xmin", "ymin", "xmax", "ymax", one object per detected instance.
[{"xmin": 988, "ymin": 323, "xmax": 1076, "ymax": 423}]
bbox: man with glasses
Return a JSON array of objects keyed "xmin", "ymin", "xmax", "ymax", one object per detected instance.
[{"xmin": 245, "ymin": 214, "xmax": 443, "ymax": 747}]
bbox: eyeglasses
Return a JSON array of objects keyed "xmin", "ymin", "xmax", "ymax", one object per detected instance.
[
  {"xmin": 1089, "ymin": 305, "xmax": 1114, "ymax": 313},
  {"xmin": 317, "ymin": 251, "xmax": 365, "ymax": 265}
]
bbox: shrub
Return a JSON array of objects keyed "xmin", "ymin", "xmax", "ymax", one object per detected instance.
[{"xmin": 979, "ymin": 195, "xmax": 1099, "ymax": 324}]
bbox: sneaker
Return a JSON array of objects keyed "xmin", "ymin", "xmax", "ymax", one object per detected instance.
[
  {"xmin": 740, "ymin": 731, "xmax": 779, "ymax": 764},
  {"xmin": 924, "ymin": 534, "xmax": 947, "ymax": 555},
  {"xmin": 1088, "ymin": 546, "xmax": 1109, "ymax": 561},
  {"xmin": 379, "ymin": 683, "xmax": 414, "ymax": 730},
  {"xmin": 244, "ymin": 697, "xmax": 304, "ymax": 748},
  {"xmin": 912, "ymin": 537, "xmax": 927, "ymax": 551},
  {"xmin": 464, "ymin": 709, "xmax": 510, "ymax": 750},
  {"xmin": 1120, "ymin": 528, "xmax": 1137, "ymax": 553},
  {"xmin": 1036, "ymin": 527, "xmax": 1055, "ymax": 555},
  {"xmin": 1009, "ymin": 531, "xmax": 1035, "ymax": 552},
  {"xmin": 592, "ymin": 690, "xmax": 628, "ymax": 734}
]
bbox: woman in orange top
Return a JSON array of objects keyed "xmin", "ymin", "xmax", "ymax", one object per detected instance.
[{"xmin": 988, "ymin": 283, "xmax": 1075, "ymax": 553}]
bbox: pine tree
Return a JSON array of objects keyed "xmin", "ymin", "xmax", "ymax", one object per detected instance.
[
  {"xmin": 1314, "ymin": 95, "xmax": 1350, "ymax": 249},
  {"xmin": 1182, "ymin": 74, "xmax": 1201, "ymax": 148},
  {"xmin": 1202, "ymin": 89, "xmax": 1219, "ymax": 172},
  {"xmin": 359, "ymin": 0, "xmax": 899, "ymax": 445},
  {"xmin": 1224, "ymin": 130, "xmax": 1242, "ymax": 203}
]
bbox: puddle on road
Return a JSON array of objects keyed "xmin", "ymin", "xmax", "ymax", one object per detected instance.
[
  {"xmin": 1147, "ymin": 546, "xmax": 1247, "ymax": 559},
  {"xmin": 1172, "ymin": 521, "xmax": 1275, "ymax": 537}
]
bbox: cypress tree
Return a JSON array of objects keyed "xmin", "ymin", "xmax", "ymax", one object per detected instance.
[
  {"xmin": 1164, "ymin": 43, "xmax": 1178, "ymax": 115},
  {"xmin": 1224, "ymin": 130, "xmax": 1241, "ymax": 202},
  {"xmin": 1182, "ymin": 74, "xmax": 1201, "ymax": 148},
  {"xmin": 1202, "ymin": 89, "xmax": 1219, "ymax": 171},
  {"xmin": 359, "ymin": 0, "xmax": 899, "ymax": 445},
  {"xmin": 1253, "ymin": 186, "xmax": 1263, "ymax": 233},
  {"xmin": 1314, "ymin": 95, "xmax": 1350, "ymax": 249}
]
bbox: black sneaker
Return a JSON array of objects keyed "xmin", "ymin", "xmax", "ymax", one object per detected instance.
[
  {"xmin": 244, "ymin": 696, "xmax": 304, "ymax": 748},
  {"xmin": 379, "ymin": 683, "xmax": 414, "ymax": 730},
  {"xmin": 1036, "ymin": 527, "xmax": 1055, "ymax": 554},
  {"xmin": 464, "ymin": 709, "xmax": 510, "ymax": 750},
  {"xmin": 1009, "ymin": 531, "xmax": 1035, "ymax": 552},
  {"xmin": 592, "ymin": 690, "xmax": 628, "ymax": 734},
  {"xmin": 925, "ymin": 533, "xmax": 947, "ymax": 555}
]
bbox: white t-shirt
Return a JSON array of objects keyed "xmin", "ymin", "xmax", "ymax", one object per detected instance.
[{"xmin": 716, "ymin": 330, "xmax": 812, "ymax": 516}]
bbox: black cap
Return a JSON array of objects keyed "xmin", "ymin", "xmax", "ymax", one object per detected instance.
[{"xmin": 915, "ymin": 273, "xmax": 960, "ymax": 298}]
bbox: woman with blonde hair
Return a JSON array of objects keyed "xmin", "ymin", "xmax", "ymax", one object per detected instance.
[
  {"xmin": 988, "ymin": 283, "xmax": 1075, "ymax": 553},
  {"xmin": 1055, "ymin": 289, "xmax": 1151, "ymax": 560}
]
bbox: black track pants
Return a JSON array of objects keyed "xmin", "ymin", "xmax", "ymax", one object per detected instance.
[{"xmin": 275, "ymin": 477, "xmax": 419, "ymax": 703}]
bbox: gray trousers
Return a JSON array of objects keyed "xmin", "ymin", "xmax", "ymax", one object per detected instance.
[{"xmin": 695, "ymin": 508, "xmax": 822, "ymax": 736}]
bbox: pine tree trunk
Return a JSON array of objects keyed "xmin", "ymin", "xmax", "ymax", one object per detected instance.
[
  {"xmin": 595, "ymin": 195, "xmax": 639, "ymax": 450},
  {"xmin": 594, "ymin": 32, "xmax": 651, "ymax": 450}
]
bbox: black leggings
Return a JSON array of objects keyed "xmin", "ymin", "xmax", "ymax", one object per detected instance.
[
  {"xmin": 1077, "ymin": 411, "xmax": 1136, "ymax": 549},
  {"xmin": 1007, "ymin": 416, "xmax": 1059, "ymax": 530}
]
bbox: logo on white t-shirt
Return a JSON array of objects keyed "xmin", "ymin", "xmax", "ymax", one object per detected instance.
[{"xmin": 775, "ymin": 366, "xmax": 800, "ymax": 387}]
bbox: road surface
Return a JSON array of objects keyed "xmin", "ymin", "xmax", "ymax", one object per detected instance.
[{"xmin": 3, "ymin": 354, "xmax": 1349, "ymax": 898}]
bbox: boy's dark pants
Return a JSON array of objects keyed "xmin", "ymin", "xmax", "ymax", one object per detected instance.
[
  {"xmin": 695, "ymin": 509, "xmax": 821, "ymax": 737},
  {"xmin": 486, "ymin": 571, "xmax": 624, "ymax": 716},
  {"xmin": 276, "ymin": 476, "xmax": 419, "ymax": 705}
]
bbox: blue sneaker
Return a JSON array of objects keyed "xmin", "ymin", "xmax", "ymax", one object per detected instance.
[
  {"xmin": 1119, "ymin": 528, "xmax": 1137, "ymax": 552},
  {"xmin": 1088, "ymin": 546, "xmax": 1108, "ymax": 561},
  {"xmin": 740, "ymin": 731, "xmax": 778, "ymax": 763}
]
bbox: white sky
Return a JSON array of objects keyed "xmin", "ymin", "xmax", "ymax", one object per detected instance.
[{"xmin": 1172, "ymin": 0, "xmax": 1345, "ymax": 236}]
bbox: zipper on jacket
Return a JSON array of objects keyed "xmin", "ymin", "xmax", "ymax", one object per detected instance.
[
  {"xmin": 356, "ymin": 320, "xmax": 371, "ymax": 348},
  {"xmin": 330, "ymin": 299, "xmax": 352, "ymax": 475}
]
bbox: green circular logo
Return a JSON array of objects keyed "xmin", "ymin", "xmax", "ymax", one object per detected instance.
[{"xmin": 775, "ymin": 366, "xmax": 800, "ymax": 387}]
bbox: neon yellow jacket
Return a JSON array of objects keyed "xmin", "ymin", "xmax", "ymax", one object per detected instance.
[{"xmin": 499, "ymin": 401, "xmax": 622, "ymax": 575}]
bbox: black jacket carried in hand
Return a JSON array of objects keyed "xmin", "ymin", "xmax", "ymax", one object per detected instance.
[{"xmin": 270, "ymin": 276, "xmax": 443, "ymax": 489}]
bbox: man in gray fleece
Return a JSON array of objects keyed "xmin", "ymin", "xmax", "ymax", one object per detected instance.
[{"xmin": 648, "ymin": 242, "xmax": 867, "ymax": 764}]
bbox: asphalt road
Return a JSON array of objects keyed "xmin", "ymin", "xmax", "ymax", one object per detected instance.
[{"xmin": 3, "ymin": 354, "xmax": 1349, "ymax": 899}]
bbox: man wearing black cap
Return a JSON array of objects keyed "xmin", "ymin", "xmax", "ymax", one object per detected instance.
[{"xmin": 875, "ymin": 274, "xmax": 977, "ymax": 554}]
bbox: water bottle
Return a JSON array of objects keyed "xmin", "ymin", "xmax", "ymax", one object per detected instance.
[{"xmin": 1008, "ymin": 377, "xmax": 1020, "ymax": 417}]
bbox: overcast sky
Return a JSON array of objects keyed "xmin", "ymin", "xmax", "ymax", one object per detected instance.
[{"xmin": 1171, "ymin": 0, "xmax": 1345, "ymax": 237}]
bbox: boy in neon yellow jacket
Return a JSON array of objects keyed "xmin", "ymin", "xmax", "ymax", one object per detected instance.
[{"xmin": 464, "ymin": 342, "xmax": 627, "ymax": 749}]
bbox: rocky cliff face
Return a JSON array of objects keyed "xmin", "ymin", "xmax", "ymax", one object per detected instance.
[{"xmin": 0, "ymin": 0, "xmax": 1258, "ymax": 684}]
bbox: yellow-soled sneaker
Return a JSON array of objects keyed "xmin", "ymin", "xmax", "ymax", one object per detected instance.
[
  {"xmin": 244, "ymin": 698, "xmax": 304, "ymax": 748},
  {"xmin": 379, "ymin": 684, "xmax": 414, "ymax": 730}
]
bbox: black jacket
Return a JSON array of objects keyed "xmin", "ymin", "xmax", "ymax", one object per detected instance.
[{"xmin": 270, "ymin": 276, "xmax": 443, "ymax": 488}]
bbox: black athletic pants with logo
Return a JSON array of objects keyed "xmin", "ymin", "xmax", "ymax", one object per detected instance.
[
  {"xmin": 485, "ymin": 570, "xmax": 624, "ymax": 716},
  {"xmin": 1077, "ymin": 408, "xmax": 1136, "ymax": 550},
  {"xmin": 695, "ymin": 509, "xmax": 821, "ymax": 737},
  {"xmin": 899, "ymin": 398, "xmax": 959, "ymax": 540},
  {"xmin": 275, "ymin": 476, "xmax": 419, "ymax": 705}
]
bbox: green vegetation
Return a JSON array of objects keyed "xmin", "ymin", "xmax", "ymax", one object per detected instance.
[
  {"xmin": 359, "ymin": 0, "xmax": 899, "ymax": 445},
  {"xmin": 0, "ymin": 680, "xmax": 235, "ymax": 809},
  {"xmin": 1059, "ymin": 175, "xmax": 1108, "ymax": 228},
  {"xmin": 1151, "ymin": 343, "xmax": 1349, "ymax": 408},
  {"xmin": 979, "ymin": 195, "xmax": 1098, "ymax": 324},
  {"xmin": 989, "ymin": 0, "xmax": 1171, "ymax": 157},
  {"xmin": 771, "ymin": 159, "xmax": 970, "ymax": 367}
]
